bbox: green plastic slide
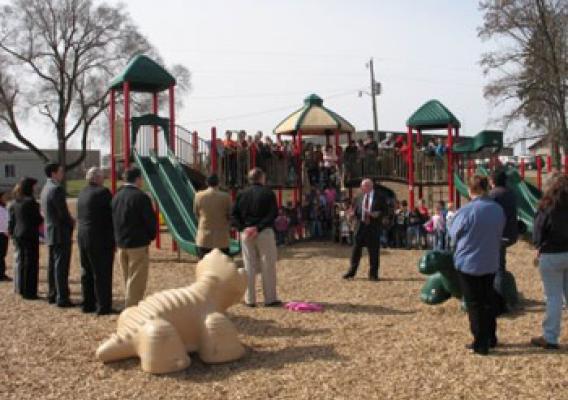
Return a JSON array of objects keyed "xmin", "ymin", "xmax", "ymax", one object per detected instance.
[
  {"xmin": 453, "ymin": 166, "xmax": 541, "ymax": 235},
  {"xmin": 134, "ymin": 149, "xmax": 240, "ymax": 256}
]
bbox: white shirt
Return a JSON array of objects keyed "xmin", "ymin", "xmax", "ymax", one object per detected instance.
[
  {"xmin": 361, "ymin": 191, "xmax": 374, "ymax": 221},
  {"xmin": 0, "ymin": 205, "xmax": 8, "ymax": 234}
]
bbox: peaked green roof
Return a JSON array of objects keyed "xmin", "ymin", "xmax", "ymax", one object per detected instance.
[
  {"xmin": 406, "ymin": 99, "xmax": 461, "ymax": 129},
  {"xmin": 110, "ymin": 55, "xmax": 176, "ymax": 93}
]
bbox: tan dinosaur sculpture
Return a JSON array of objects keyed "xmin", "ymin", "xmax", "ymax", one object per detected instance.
[{"xmin": 96, "ymin": 249, "xmax": 247, "ymax": 374}]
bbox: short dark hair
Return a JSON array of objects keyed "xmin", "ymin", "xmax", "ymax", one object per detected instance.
[
  {"xmin": 20, "ymin": 177, "xmax": 38, "ymax": 197},
  {"xmin": 206, "ymin": 174, "xmax": 219, "ymax": 187},
  {"xmin": 248, "ymin": 167, "xmax": 265, "ymax": 184},
  {"xmin": 44, "ymin": 162, "xmax": 61, "ymax": 178},
  {"xmin": 468, "ymin": 174, "xmax": 489, "ymax": 195},
  {"xmin": 401, "ymin": 200, "xmax": 408, "ymax": 207},
  {"xmin": 123, "ymin": 167, "xmax": 142, "ymax": 183},
  {"xmin": 490, "ymin": 169, "xmax": 507, "ymax": 187}
]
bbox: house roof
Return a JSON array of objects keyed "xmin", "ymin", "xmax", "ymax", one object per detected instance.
[
  {"xmin": 0, "ymin": 140, "xmax": 23, "ymax": 152},
  {"xmin": 406, "ymin": 99, "xmax": 461, "ymax": 129}
]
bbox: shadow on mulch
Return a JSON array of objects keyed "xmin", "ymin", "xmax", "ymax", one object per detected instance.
[
  {"xmin": 233, "ymin": 315, "xmax": 330, "ymax": 338},
  {"xmin": 491, "ymin": 342, "xmax": 568, "ymax": 357},
  {"xmin": 318, "ymin": 302, "xmax": 415, "ymax": 316},
  {"xmin": 106, "ymin": 344, "xmax": 345, "ymax": 381}
]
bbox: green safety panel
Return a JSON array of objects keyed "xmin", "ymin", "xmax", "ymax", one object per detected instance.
[
  {"xmin": 421, "ymin": 273, "xmax": 452, "ymax": 304},
  {"xmin": 406, "ymin": 99, "xmax": 461, "ymax": 129},
  {"xmin": 452, "ymin": 130, "xmax": 503, "ymax": 154},
  {"xmin": 134, "ymin": 150, "xmax": 240, "ymax": 257},
  {"xmin": 110, "ymin": 55, "xmax": 176, "ymax": 93}
]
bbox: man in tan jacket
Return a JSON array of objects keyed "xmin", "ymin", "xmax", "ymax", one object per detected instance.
[{"xmin": 193, "ymin": 174, "xmax": 232, "ymax": 259}]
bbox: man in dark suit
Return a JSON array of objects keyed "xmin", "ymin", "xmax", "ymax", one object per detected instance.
[
  {"xmin": 343, "ymin": 178, "xmax": 387, "ymax": 281},
  {"xmin": 77, "ymin": 167, "xmax": 115, "ymax": 315},
  {"xmin": 40, "ymin": 163, "xmax": 75, "ymax": 307}
]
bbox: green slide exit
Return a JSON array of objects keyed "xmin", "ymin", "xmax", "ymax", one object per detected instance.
[{"xmin": 134, "ymin": 150, "xmax": 240, "ymax": 256}]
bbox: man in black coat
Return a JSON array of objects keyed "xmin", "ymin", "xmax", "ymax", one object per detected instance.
[
  {"xmin": 343, "ymin": 178, "xmax": 388, "ymax": 281},
  {"xmin": 489, "ymin": 168, "xmax": 519, "ymax": 313},
  {"xmin": 112, "ymin": 167, "xmax": 157, "ymax": 308},
  {"xmin": 77, "ymin": 167, "xmax": 115, "ymax": 315},
  {"xmin": 40, "ymin": 163, "xmax": 75, "ymax": 307}
]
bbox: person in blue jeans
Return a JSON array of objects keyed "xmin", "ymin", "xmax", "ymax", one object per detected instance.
[{"xmin": 531, "ymin": 174, "xmax": 568, "ymax": 350}]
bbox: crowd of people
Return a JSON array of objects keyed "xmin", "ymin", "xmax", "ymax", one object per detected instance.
[{"xmin": 0, "ymin": 159, "xmax": 567, "ymax": 357}]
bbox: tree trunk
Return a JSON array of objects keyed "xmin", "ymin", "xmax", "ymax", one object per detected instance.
[{"xmin": 58, "ymin": 137, "xmax": 67, "ymax": 188}]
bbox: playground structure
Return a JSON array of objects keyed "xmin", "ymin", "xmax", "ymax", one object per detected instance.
[{"xmin": 108, "ymin": 55, "xmax": 564, "ymax": 255}]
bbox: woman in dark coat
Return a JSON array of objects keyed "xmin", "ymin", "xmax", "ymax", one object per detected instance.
[{"xmin": 8, "ymin": 177, "xmax": 43, "ymax": 299}]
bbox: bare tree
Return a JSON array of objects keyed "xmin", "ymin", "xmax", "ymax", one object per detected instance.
[
  {"xmin": 479, "ymin": 0, "xmax": 567, "ymax": 166},
  {"xmin": 0, "ymin": 0, "xmax": 190, "ymax": 176}
]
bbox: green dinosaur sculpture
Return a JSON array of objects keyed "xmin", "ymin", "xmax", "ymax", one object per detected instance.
[{"xmin": 418, "ymin": 250, "xmax": 519, "ymax": 310}]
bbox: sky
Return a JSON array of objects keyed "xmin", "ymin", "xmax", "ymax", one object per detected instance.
[{"xmin": 3, "ymin": 0, "xmax": 518, "ymax": 151}]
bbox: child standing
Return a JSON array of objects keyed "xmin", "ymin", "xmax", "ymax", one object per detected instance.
[
  {"xmin": 394, "ymin": 200, "xmax": 409, "ymax": 248},
  {"xmin": 426, "ymin": 205, "xmax": 446, "ymax": 251},
  {"xmin": 407, "ymin": 207, "xmax": 424, "ymax": 249},
  {"xmin": 445, "ymin": 202, "xmax": 457, "ymax": 250},
  {"xmin": 0, "ymin": 191, "xmax": 10, "ymax": 281},
  {"xmin": 274, "ymin": 208, "xmax": 290, "ymax": 246}
]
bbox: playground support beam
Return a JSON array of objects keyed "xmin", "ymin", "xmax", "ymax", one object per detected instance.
[
  {"xmin": 169, "ymin": 86, "xmax": 176, "ymax": 153},
  {"xmin": 211, "ymin": 127, "xmax": 218, "ymax": 174},
  {"xmin": 152, "ymin": 92, "xmax": 161, "ymax": 250},
  {"xmin": 298, "ymin": 129, "xmax": 304, "ymax": 207},
  {"xmin": 123, "ymin": 82, "xmax": 131, "ymax": 169},
  {"xmin": 520, "ymin": 158, "xmax": 525, "ymax": 180},
  {"xmin": 192, "ymin": 131, "xmax": 198, "ymax": 169},
  {"xmin": 278, "ymin": 188, "xmax": 283, "ymax": 208},
  {"xmin": 417, "ymin": 129, "xmax": 423, "ymax": 200},
  {"xmin": 455, "ymin": 127, "xmax": 461, "ymax": 208},
  {"xmin": 537, "ymin": 156, "xmax": 542, "ymax": 191},
  {"xmin": 407, "ymin": 126, "xmax": 415, "ymax": 210},
  {"xmin": 546, "ymin": 155, "xmax": 552, "ymax": 173},
  {"xmin": 447, "ymin": 124, "xmax": 454, "ymax": 204},
  {"xmin": 467, "ymin": 158, "xmax": 474, "ymax": 179},
  {"xmin": 168, "ymin": 86, "xmax": 177, "ymax": 253},
  {"xmin": 110, "ymin": 89, "xmax": 116, "ymax": 195}
]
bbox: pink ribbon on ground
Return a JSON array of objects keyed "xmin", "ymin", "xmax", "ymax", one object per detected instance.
[{"xmin": 284, "ymin": 302, "xmax": 324, "ymax": 312}]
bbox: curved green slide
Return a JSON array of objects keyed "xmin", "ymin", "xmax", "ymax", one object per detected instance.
[
  {"xmin": 134, "ymin": 149, "xmax": 240, "ymax": 256},
  {"xmin": 454, "ymin": 166, "xmax": 541, "ymax": 235}
]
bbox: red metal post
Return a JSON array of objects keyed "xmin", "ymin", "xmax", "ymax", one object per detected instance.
[
  {"xmin": 192, "ymin": 131, "xmax": 198, "ymax": 169},
  {"xmin": 110, "ymin": 89, "xmax": 117, "ymax": 194},
  {"xmin": 298, "ymin": 130, "xmax": 303, "ymax": 206},
  {"xmin": 155, "ymin": 203, "xmax": 161, "ymax": 250},
  {"xmin": 407, "ymin": 126, "xmax": 414, "ymax": 210},
  {"xmin": 335, "ymin": 130, "xmax": 340, "ymax": 157},
  {"xmin": 520, "ymin": 158, "xmax": 525, "ymax": 180},
  {"xmin": 123, "ymin": 82, "xmax": 131, "ymax": 169},
  {"xmin": 467, "ymin": 158, "xmax": 474, "ymax": 179},
  {"xmin": 152, "ymin": 93, "xmax": 159, "ymax": 150},
  {"xmin": 169, "ymin": 86, "xmax": 175, "ymax": 153},
  {"xmin": 250, "ymin": 141, "xmax": 257, "ymax": 168},
  {"xmin": 211, "ymin": 127, "xmax": 218, "ymax": 174},
  {"xmin": 546, "ymin": 154, "xmax": 552, "ymax": 173},
  {"xmin": 455, "ymin": 127, "xmax": 461, "ymax": 208},
  {"xmin": 447, "ymin": 124, "xmax": 454, "ymax": 203},
  {"xmin": 537, "ymin": 156, "xmax": 542, "ymax": 191},
  {"xmin": 278, "ymin": 188, "xmax": 283, "ymax": 208}
]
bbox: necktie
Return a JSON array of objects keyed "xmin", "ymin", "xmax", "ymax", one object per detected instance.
[{"xmin": 364, "ymin": 194, "xmax": 370, "ymax": 224}]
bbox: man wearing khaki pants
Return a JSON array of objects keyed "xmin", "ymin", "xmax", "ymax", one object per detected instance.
[
  {"xmin": 232, "ymin": 168, "xmax": 281, "ymax": 307},
  {"xmin": 112, "ymin": 167, "xmax": 157, "ymax": 307}
]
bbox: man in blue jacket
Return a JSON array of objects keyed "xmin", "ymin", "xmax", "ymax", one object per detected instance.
[{"xmin": 449, "ymin": 175, "xmax": 505, "ymax": 355}]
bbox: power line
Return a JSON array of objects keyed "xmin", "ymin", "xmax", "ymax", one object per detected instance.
[
  {"xmin": 189, "ymin": 87, "xmax": 358, "ymax": 100},
  {"xmin": 184, "ymin": 89, "xmax": 358, "ymax": 125}
]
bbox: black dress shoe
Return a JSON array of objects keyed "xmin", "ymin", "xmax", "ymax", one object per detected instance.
[
  {"xmin": 342, "ymin": 273, "xmax": 355, "ymax": 280},
  {"xmin": 57, "ymin": 300, "xmax": 76, "ymax": 308},
  {"xmin": 0, "ymin": 275, "xmax": 12, "ymax": 282},
  {"xmin": 82, "ymin": 307, "xmax": 96, "ymax": 314},
  {"xmin": 48, "ymin": 297, "xmax": 56, "ymax": 304},
  {"xmin": 264, "ymin": 300, "xmax": 283, "ymax": 307},
  {"xmin": 369, "ymin": 276, "xmax": 380, "ymax": 282},
  {"xmin": 23, "ymin": 294, "xmax": 40, "ymax": 300},
  {"xmin": 472, "ymin": 347, "xmax": 489, "ymax": 356},
  {"xmin": 466, "ymin": 338, "xmax": 497, "ymax": 350}
]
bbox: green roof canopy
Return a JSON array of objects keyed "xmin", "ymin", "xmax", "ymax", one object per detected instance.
[
  {"xmin": 407, "ymin": 99, "xmax": 461, "ymax": 129},
  {"xmin": 274, "ymin": 94, "xmax": 355, "ymax": 135},
  {"xmin": 110, "ymin": 55, "xmax": 176, "ymax": 93}
]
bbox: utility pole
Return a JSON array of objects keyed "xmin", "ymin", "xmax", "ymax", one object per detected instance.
[{"xmin": 368, "ymin": 58, "xmax": 379, "ymax": 139}]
